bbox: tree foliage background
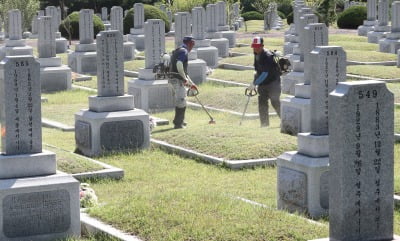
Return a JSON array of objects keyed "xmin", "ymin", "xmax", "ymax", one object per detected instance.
[{"xmin": 0, "ymin": 0, "xmax": 40, "ymax": 31}]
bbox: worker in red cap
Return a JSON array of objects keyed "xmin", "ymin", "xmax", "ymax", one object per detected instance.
[
  {"xmin": 247, "ymin": 36, "xmax": 281, "ymax": 127},
  {"xmin": 169, "ymin": 36, "xmax": 198, "ymax": 129}
]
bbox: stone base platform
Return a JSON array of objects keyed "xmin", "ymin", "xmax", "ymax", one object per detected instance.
[
  {"xmin": 75, "ymin": 108, "xmax": 150, "ymax": 157},
  {"xmin": 280, "ymin": 96, "xmax": 310, "ymax": 135},
  {"xmin": 0, "ymin": 45, "xmax": 33, "ymax": 60},
  {"xmin": 127, "ymin": 33, "xmax": 145, "ymax": 51},
  {"xmin": 379, "ymin": 37, "xmax": 400, "ymax": 54},
  {"xmin": 277, "ymin": 150, "xmax": 329, "ymax": 218},
  {"xmin": 0, "ymin": 150, "xmax": 56, "ymax": 179},
  {"xmin": 196, "ymin": 46, "xmax": 219, "ymax": 68},
  {"xmin": 210, "ymin": 38, "xmax": 229, "ymax": 58},
  {"xmin": 367, "ymin": 29, "xmax": 389, "ymax": 43},
  {"xmin": 0, "ymin": 173, "xmax": 80, "ymax": 241},
  {"xmin": 283, "ymin": 41, "xmax": 298, "ymax": 56},
  {"xmin": 38, "ymin": 57, "xmax": 72, "ymax": 92},
  {"xmin": 282, "ymin": 71, "xmax": 305, "ymax": 95},
  {"xmin": 68, "ymin": 51, "xmax": 97, "ymax": 75},
  {"xmin": 128, "ymin": 77, "xmax": 174, "ymax": 112},
  {"xmin": 188, "ymin": 59, "xmax": 207, "ymax": 85},
  {"xmin": 123, "ymin": 41, "xmax": 135, "ymax": 61},
  {"xmin": 310, "ymin": 235, "xmax": 400, "ymax": 241},
  {"xmin": 357, "ymin": 20, "xmax": 376, "ymax": 36},
  {"xmin": 221, "ymin": 30, "xmax": 236, "ymax": 48},
  {"xmin": 56, "ymin": 37, "xmax": 68, "ymax": 54}
]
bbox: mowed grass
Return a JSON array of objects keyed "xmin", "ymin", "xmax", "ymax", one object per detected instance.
[
  {"xmin": 347, "ymin": 65, "xmax": 400, "ymax": 79},
  {"xmin": 41, "ymin": 128, "xmax": 400, "ymax": 241},
  {"xmin": 192, "ymin": 81, "xmax": 285, "ymax": 114},
  {"xmin": 73, "ymin": 75, "xmax": 133, "ymax": 91},
  {"xmin": 42, "ymin": 89, "xmax": 91, "ymax": 126},
  {"xmin": 152, "ymin": 109, "xmax": 296, "ymax": 160},
  {"xmin": 209, "ymin": 68, "xmax": 254, "ymax": 84},
  {"xmin": 45, "ymin": 145, "xmax": 104, "ymax": 174},
  {"xmin": 387, "ymin": 83, "xmax": 400, "ymax": 103},
  {"xmin": 237, "ymin": 20, "xmax": 286, "ymax": 34}
]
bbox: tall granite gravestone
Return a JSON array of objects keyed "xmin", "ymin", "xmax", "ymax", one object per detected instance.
[
  {"xmin": 174, "ymin": 11, "xmax": 207, "ymax": 85},
  {"xmin": 358, "ymin": 0, "xmax": 378, "ymax": 36},
  {"xmin": 128, "ymin": 3, "xmax": 145, "ymax": 51},
  {"xmin": 216, "ymin": 1, "xmax": 236, "ymax": 48},
  {"xmin": 128, "ymin": 19, "xmax": 174, "ymax": 111},
  {"xmin": 0, "ymin": 10, "xmax": 33, "ymax": 61},
  {"xmin": 192, "ymin": 6, "xmax": 219, "ymax": 68},
  {"xmin": 0, "ymin": 55, "xmax": 80, "ymax": 240},
  {"xmin": 45, "ymin": 6, "xmax": 68, "ymax": 53},
  {"xmin": 282, "ymin": 12, "xmax": 318, "ymax": 96},
  {"xmin": 101, "ymin": 7, "xmax": 111, "ymax": 30},
  {"xmin": 68, "ymin": 9, "xmax": 98, "ymax": 74},
  {"xmin": 166, "ymin": 10, "xmax": 175, "ymax": 36},
  {"xmin": 379, "ymin": 1, "xmax": 400, "ymax": 53},
  {"xmin": 310, "ymin": 81, "xmax": 400, "ymax": 241},
  {"xmin": 281, "ymin": 23, "xmax": 328, "ymax": 136},
  {"xmin": 110, "ymin": 6, "xmax": 135, "ymax": 60},
  {"xmin": 31, "ymin": 10, "xmax": 44, "ymax": 38},
  {"xmin": 278, "ymin": 46, "xmax": 345, "ymax": 218},
  {"xmin": 367, "ymin": 0, "xmax": 390, "ymax": 43},
  {"xmin": 283, "ymin": 0, "xmax": 305, "ymax": 56},
  {"xmin": 37, "ymin": 16, "xmax": 72, "ymax": 92},
  {"xmin": 269, "ymin": 3, "xmax": 283, "ymax": 30},
  {"xmin": 264, "ymin": 9, "xmax": 272, "ymax": 31},
  {"xmin": 75, "ymin": 30, "xmax": 150, "ymax": 156},
  {"xmin": 205, "ymin": 4, "xmax": 229, "ymax": 58}
]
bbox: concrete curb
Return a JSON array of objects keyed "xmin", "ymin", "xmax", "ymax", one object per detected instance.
[
  {"xmin": 347, "ymin": 60, "xmax": 397, "ymax": 66},
  {"xmin": 124, "ymin": 70, "xmax": 139, "ymax": 77},
  {"xmin": 218, "ymin": 63, "xmax": 253, "ymax": 70},
  {"xmin": 72, "ymin": 84, "xmax": 97, "ymax": 92},
  {"xmin": 42, "ymin": 118, "xmax": 74, "ymax": 132},
  {"xmin": 229, "ymin": 52, "xmax": 251, "ymax": 57},
  {"xmin": 206, "ymin": 77, "xmax": 248, "ymax": 87},
  {"xmin": 151, "ymin": 139, "xmax": 276, "ymax": 169},
  {"xmin": 81, "ymin": 212, "xmax": 143, "ymax": 241}
]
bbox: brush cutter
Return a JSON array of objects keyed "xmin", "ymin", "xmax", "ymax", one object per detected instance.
[
  {"xmin": 187, "ymin": 87, "xmax": 216, "ymax": 124},
  {"xmin": 239, "ymin": 88, "xmax": 257, "ymax": 125}
]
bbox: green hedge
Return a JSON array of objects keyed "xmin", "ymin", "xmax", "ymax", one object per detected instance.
[
  {"xmin": 286, "ymin": 12, "xmax": 293, "ymax": 25},
  {"xmin": 59, "ymin": 12, "xmax": 105, "ymax": 40},
  {"xmin": 337, "ymin": 6, "xmax": 366, "ymax": 29},
  {"xmin": 277, "ymin": 11, "xmax": 286, "ymax": 19},
  {"xmin": 123, "ymin": 4, "xmax": 170, "ymax": 35},
  {"xmin": 241, "ymin": 11, "xmax": 263, "ymax": 21}
]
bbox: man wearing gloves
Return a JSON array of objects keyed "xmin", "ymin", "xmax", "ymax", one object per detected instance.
[
  {"xmin": 247, "ymin": 36, "xmax": 281, "ymax": 127},
  {"xmin": 169, "ymin": 36, "xmax": 198, "ymax": 129}
]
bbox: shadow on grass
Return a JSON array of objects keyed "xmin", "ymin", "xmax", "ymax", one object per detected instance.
[{"xmin": 151, "ymin": 127, "xmax": 177, "ymax": 134}]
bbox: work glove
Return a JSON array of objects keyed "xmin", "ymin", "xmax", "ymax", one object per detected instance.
[
  {"xmin": 190, "ymin": 84, "xmax": 198, "ymax": 91},
  {"xmin": 247, "ymin": 83, "xmax": 256, "ymax": 92}
]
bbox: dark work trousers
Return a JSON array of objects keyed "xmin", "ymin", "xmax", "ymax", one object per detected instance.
[{"xmin": 257, "ymin": 79, "xmax": 281, "ymax": 126}]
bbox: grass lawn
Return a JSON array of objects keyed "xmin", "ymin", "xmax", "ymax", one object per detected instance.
[
  {"xmin": 45, "ymin": 144, "xmax": 104, "ymax": 174},
  {"xmin": 42, "ymin": 89, "xmax": 91, "ymax": 126},
  {"xmin": 152, "ymin": 109, "xmax": 296, "ymax": 160},
  {"xmin": 387, "ymin": 83, "xmax": 400, "ymax": 103},
  {"xmin": 237, "ymin": 20, "xmax": 287, "ymax": 34},
  {"xmin": 209, "ymin": 68, "xmax": 254, "ymax": 84},
  {"xmin": 346, "ymin": 50, "xmax": 396, "ymax": 62},
  {"xmin": 220, "ymin": 55, "xmax": 253, "ymax": 66},
  {"xmin": 124, "ymin": 59, "xmax": 145, "ymax": 71},
  {"xmin": 347, "ymin": 65, "xmax": 400, "ymax": 79},
  {"xmin": 41, "ymin": 127, "xmax": 400, "ymax": 241}
]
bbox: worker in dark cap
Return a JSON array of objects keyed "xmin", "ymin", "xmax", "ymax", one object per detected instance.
[{"xmin": 169, "ymin": 36, "xmax": 198, "ymax": 129}]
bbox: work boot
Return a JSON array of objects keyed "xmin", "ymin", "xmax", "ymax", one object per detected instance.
[
  {"xmin": 173, "ymin": 107, "xmax": 186, "ymax": 129},
  {"xmin": 258, "ymin": 96, "xmax": 269, "ymax": 127}
]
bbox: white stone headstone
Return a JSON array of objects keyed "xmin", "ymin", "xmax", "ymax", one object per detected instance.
[
  {"xmin": 391, "ymin": 1, "xmax": 400, "ymax": 33},
  {"xmin": 96, "ymin": 30, "xmax": 124, "ymax": 97},
  {"xmin": 377, "ymin": 0, "xmax": 389, "ymax": 26},
  {"xmin": 110, "ymin": 6, "xmax": 124, "ymax": 34},
  {"xmin": 329, "ymin": 80, "xmax": 394, "ymax": 240},
  {"xmin": 0, "ymin": 56, "xmax": 41, "ymax": 155},
  {"xmin": 134, "ymin": 3, "xmax": 145, "ymax": 30},
  {"xmin": 144, "ymin": 19, "xmax": 165, "ymax": 69},
  {"xmin": 45, "ymin": 6, "xmax": 59, "ymax": 33},
  {"xmin": 310, "ymin": 46, "xmax": 346, "ymax": 135},
  {"xmin": 174, "ymin": 12, "xmax": 191, "ymax": 48},
  {"xmin": 192, "ymin": 7, "xmax": 206, "ymax": 40},
  {"xmin": 216, "ymin": 1, "xmax": 227, "ymax": 27},
  {"xmin": 206, "ymin": 4, "xmax": 218, "ymax": 33},
  {"xmin": 79, "ymin": 9, "xmax": 94, "ymax": 44},
  {"xmin": 367, "ymin": 0, "xmax": 377, "ymax": 21},
  {"xmin": 38, "ymin": 16, "xmax": 56, "ymax": 58},
  {"xmin": 8, "ymin": 10, "xmax": 22, "ymax": 41},
  {"xmin": 101, "ymin": 7, "xmax": 108, "ymax": 21}
]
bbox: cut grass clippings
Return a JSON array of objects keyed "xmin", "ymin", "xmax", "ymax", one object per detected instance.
[{"xmin": 152, "ymin": 109, "xmax": 296, "ymax": 160}]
